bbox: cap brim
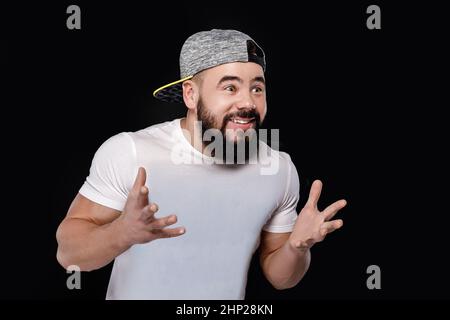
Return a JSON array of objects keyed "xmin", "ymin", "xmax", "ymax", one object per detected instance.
[{"xmin": 153, "ymin": 76, "xmax": 192, "ymax": 104}]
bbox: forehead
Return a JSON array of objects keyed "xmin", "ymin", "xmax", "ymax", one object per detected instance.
[{"xmin": 200, "ymin": 62, "xmax": 264, "ymax": 82}]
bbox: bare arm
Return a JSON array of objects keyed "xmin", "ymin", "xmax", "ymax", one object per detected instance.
[
  {"xmin": 260, "ymin": 180, "xmax": 346, "ymax": 290},
  {"xmin": 56, "ymin": 193, "xmax": 127, "ymax": 271},
  {"xmin": 56, "ymin": 167, "xmax": 186, "ymax": 271},
  {"xmin": 260, "ymin": 231, "xmax": 311, "ymax": 290}
]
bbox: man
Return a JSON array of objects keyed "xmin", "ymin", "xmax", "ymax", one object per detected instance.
[{"xmin": 56, "ymin": 29, "xmax": 346, "ymax": 299}]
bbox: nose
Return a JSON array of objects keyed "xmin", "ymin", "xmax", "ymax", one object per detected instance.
[{"xmin": 236, "ymin": 92, "xmax": 256, "ymax": 110}]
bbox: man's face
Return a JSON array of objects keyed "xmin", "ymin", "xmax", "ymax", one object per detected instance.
[{"xmin": 195, "ymin": 62, "xmax": 267, "ymax": 143}]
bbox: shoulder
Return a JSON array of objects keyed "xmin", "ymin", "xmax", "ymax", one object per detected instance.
[
  {"xmin": 257, "ymin": 140, "xmax": 298, "ymax": 177},
  {"xmin": 97, "ymin": 119, "xmax": 179, "ymax": 154},
  {"xmin": 129, "ymin": 119, "xmax": 181, "ymax": 143},
  {"xmin": 95, "ymin": 131, "xmax": 135, "ymax": 159}
]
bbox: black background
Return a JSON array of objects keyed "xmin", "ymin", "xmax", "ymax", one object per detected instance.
[{"xmin": 2, "ymin": 1, "xmax": 449, "ymax": 301}]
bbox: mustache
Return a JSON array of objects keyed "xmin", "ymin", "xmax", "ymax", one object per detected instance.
[{"xmin": 223, "ymin": 109, "xmax": 261, "ymax": 124}]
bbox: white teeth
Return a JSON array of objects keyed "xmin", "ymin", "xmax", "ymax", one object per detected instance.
[{"xmin": 231, "ymin": 118, "xmax": 254, "ymax": 124}]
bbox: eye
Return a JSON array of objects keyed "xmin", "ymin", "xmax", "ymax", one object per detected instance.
[
  {"xmin": 224, "ymin": 85, "xmax": 236, "ymax": 92},
  {"xmin": 252, "ymin": 86, "xmax": 264, "ymax": 93}
]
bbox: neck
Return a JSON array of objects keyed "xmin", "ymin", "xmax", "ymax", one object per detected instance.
[{"xmin": 180, "ymin": 111, "xmax": 206, "ymax": 155}]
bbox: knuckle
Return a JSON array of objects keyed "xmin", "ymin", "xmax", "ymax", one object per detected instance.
[
  {"xmin": 151, "ymin": 203, "xmax": 159, "ymax": 212},
  {"xmin": 156, "ymin": 221, "xmax": 165, "ymax": 228},
  {"xmin": 149, "ymin": 220, "xmax": 162, "ymax": 229}
]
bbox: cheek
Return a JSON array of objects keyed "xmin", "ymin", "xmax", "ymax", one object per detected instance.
[
  {"xmin": 258, "ymin": 102, "xmax": 267, "ymax": 120},
  {"xmin": 204, "ymin": 95, "xmax": 234, "ymax": 115}
]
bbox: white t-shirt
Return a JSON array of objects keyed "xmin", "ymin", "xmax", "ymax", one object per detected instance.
[{"xmin": 79, "ymin": 118, "xmax": 300, "ymax": 300}]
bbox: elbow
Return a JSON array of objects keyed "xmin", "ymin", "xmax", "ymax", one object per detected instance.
[
  {"xmin": 263, "ymin": 265, "xmax": 309, "ymax": 290},
  {"xmin": 56, "ymin": 238, "xmax": 75, "ymax": 270},
  {"xmin": 55, "ymin": 221, "xmax": 101, "ymax": 272},
  {"xmin": 263, "ymin": 271, "xmax": 298, "ymax": 290},
  {"xmin": 56, "ymin": 224, "xmax": 68, "ymax": 269},
  {"xmin": 56, "ymin": 248, "xmax": 71, "ymax": 270},
  {"xmin": 56, "ymin": 247, "xmax": 94, "ymax": 272},
  {"xmin": 56, "ymin": 223, "xmax": 72, "ymax": 270},
  {"xmin": 270, "ymin": 268, "xmax": 309, "ymax": 290},
  {"xmin": 273, "ymin": 284, "xmax": 294, "ymax": 291},
  {"xmin": 56, "ymin": 223, "xmax": 84, "ymax": 271},
  {"xmin": 270, "ymin": 279, "xmax": 299, "ymax": 291},
  {"xmin": 270, "ymin": 282, "xmax": 287, "ymax": 290}
]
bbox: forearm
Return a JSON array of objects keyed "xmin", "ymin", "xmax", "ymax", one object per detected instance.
[
  {"xmin": 56, "ymin": 218, "xmax": 130, "ymax": 271},
  {"xmin": 262, "ymin": 239, "xmax": 311, "ymax": 290}
]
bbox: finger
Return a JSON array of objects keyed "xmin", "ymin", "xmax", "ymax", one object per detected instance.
[
  {"xmin": 148, "ymin": 214, "xmax": 178, "ymax": 230},
  {"xmin": 306, "ymin": 180, "xmax": 322, "ymax": 208},
  {"xmin": 154, "ymin": 227, "xmax": 186, "ymax": 238},
  {"xmin": 322, "ymin": 199, "xmax": 347, "ymax": 221},
  {"xmin": 320, "ymin": 219, "xmax": 344, "ymax": 236},
  {"xmin": 137, "ymin": 185, "xmax": 150, "ymax": 208},
  {"xmin": 130, "ymin": 167, "xmax": 149, "ymax": 207},
  {"xmin": 141, "ymin": 203, "xmax": 159, "ymax": 221},
  {"xmin": 132, "ymin": 167, "xmax": 147, "ymax": 191},
  {"xmin": 132, "ymin": 167, "xmax": 149, "ymax": 208}
]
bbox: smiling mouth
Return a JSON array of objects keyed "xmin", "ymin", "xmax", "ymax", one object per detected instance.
[{"xmin": 230, "ymin": 117, "xmax": 255, "ymax": 124}]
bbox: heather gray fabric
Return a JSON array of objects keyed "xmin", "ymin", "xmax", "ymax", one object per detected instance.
[
  {"xmin": 180, "ymin": 29, "xmax": 265, "ymax": 78},
  {"xmin": 153, "ymin": 29, "xmax": 265, "ymax": 104}
]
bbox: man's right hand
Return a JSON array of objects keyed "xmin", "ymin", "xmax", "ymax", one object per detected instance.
[{"xmin": 115, "ymin": 167, "xmax": 185, "ymax": 247}]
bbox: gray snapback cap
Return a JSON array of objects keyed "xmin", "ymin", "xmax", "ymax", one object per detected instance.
[{"xmin": 153, "ymin": 29, "xmax": 266, "ymax": 104}]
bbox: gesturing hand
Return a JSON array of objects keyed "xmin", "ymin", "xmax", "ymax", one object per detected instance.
[
  {"xmin": 289, "ymin": 180, "xmax": 346, "ymax": 251},
  {"xmin": 116, "ymin": 167, "xmax": 186, "ymax": 247}
]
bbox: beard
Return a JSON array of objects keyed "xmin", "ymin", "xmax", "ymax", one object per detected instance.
[{"xmin": 196, "ymin": 98, "xmax": 262, "ymax": 164}]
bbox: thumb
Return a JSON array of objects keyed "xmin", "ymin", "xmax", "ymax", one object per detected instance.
[
  {"xmin": 132, "ymin": 167, "xmax": 147, "ymax": 191},
  {"xmin": 131, "ymin": 167, "xmax": 149, "ymax": 208}
]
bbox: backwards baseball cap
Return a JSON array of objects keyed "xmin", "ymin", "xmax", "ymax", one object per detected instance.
[{"xmin": 153, "ymin": 29, "xmax": 266, "ymax": 104}]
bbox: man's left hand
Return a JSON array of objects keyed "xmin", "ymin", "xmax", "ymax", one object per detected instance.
[{"xmin": 289, "ymin": 180, "xmax": 347, "ymax": 251}]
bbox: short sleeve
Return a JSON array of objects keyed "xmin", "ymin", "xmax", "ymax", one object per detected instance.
[
  {"xmin": 79, "ymin": 132, "xmax": 137, "ymax": 211},
  {"xmin": 262, "ymin": 154, "xmax": 300, "ymax": 233}
]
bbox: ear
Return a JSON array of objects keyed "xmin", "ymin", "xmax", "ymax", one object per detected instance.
[{"xmin": 182, "ymin": 80, "xmax": 199, "ymax": 110}]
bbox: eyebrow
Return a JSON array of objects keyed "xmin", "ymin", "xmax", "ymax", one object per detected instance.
[
  {"xmin": 217, "ymin": 75, "xmax": 266, "ymax": 87},
  {"xmin": 253, "ymin": 76, "xmax": 266, "ymax": 85}
]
